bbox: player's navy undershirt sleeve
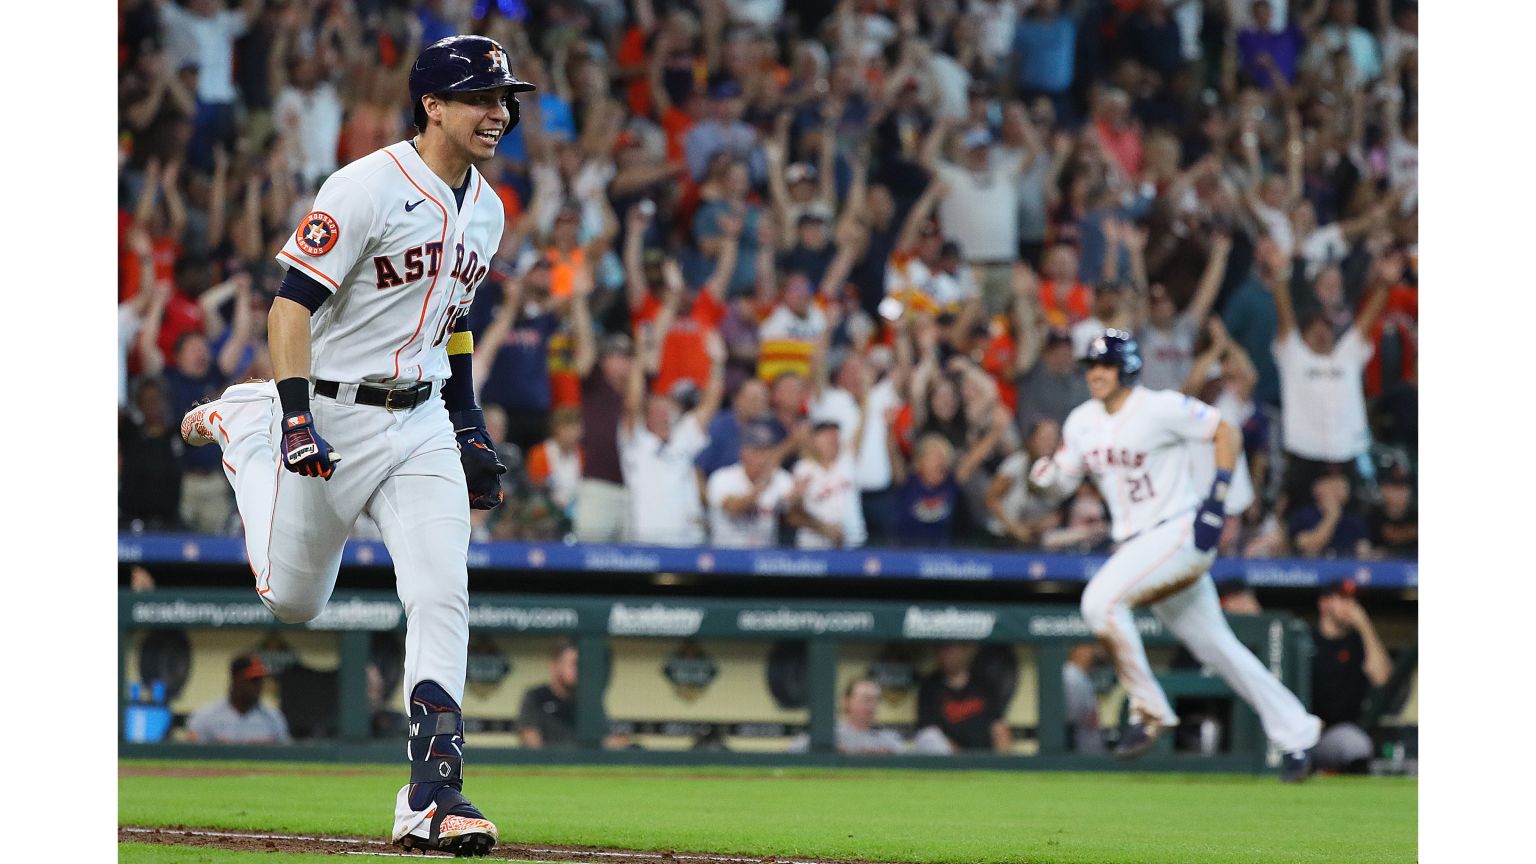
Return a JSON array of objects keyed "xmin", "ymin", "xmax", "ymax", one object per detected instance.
[
  {"xmin": 440, "ymin": 316, "xmax": 478, "ymax": 413},
  {"xmin": 276, "ymin": 268, "xmax": 332, "ymax": 313}
]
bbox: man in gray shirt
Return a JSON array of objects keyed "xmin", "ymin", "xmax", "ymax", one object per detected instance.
[
  {"xmin": 788, "ymin": 678, "xmax": 924, "ymax": 754},
  {"xmin": 186, "ymin": 654, "xmax": 291, "ymax": 744},
  {"xmin": 1015, "ymin": 328, "xmax": 1089, "ymax": 431}
]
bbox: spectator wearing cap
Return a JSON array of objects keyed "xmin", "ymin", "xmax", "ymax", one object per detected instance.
[
  {"xmin": 1365, "ymin": 458, "xmax": 1417, "ymax": 558},
  {"xmin": 473, "ymin": 257, "xmax": 564, "ymax": 454},
  {"xmin": 1013, "ymin": 325, "xmax": 1089, "ymax": 433},
  {"xmin": 1310, "ymin": 579, "xmax": 1393, "ymax": 773},
  {"xmin": 684, "ymin": 77, "xmax": 766, "ymax": 185},
  {"xmin": 706, "ymin": 422, "xmax": 799, "ymax": 548},
  {"xmin": 1007, "ymin": 0, "xmax": 1079, "ymax": 122},
  {"xmin": 571, "ymin": 281, "xmax": 636, "ymax": 542},
  {"xmin": 1270, "ymin": 242, "xmax": 1398, "ymax": 511},
  {"xmin": 185, "ymin": 654, "xmax": 291, "ymax": 745},
  {"xmin": 788, "ymin": 416, "xmax": 866, "ymax": 549},
  {"xmin": 620, "ymin": 317, "xmax": 724, "ymax": 546},
  {"xmin": 765, "ymin": 109, "xmax": 838, "ymax": 239},
  {"xmin": 919, "ymin": 117, "xmax": 1030, "ymax": 314}
]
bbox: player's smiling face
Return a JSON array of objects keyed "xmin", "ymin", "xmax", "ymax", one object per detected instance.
[
  {"xmin": 436, "ymin": 87, "xmax": 513, "ymax": 161},
  {"xmin": 1084, "ymin": 362, "xmax": 1123, "ymax": 401}
]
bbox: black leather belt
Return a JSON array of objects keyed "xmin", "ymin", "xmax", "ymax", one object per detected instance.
[{"xmin": 314, "ymin": 379, "xmax": 434, "ymax": 411}]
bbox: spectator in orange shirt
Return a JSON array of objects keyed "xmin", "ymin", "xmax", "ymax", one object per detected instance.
[
  {"xmin": 1036, "ymin": 244, "xmax": 1092, "ymax": 328},
  {"xmin": 626, "ymin": 205, "xmax": 740, "ymax": 396},
  {"xmin": 526, "ymin": 407, "xmax": 586, "ymax": 525}
]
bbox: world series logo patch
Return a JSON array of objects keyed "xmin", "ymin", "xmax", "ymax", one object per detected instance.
[{"xmin": 296, "ymin": 211, "xmax": 339, "ymax": 256}]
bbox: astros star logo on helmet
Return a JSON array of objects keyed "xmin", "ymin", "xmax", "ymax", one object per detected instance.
[{"xmin": 484, "ymin": 48, "xmax": 509, "ymax": 74}]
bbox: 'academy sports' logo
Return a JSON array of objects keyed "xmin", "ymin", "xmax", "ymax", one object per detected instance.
[
  {"xmin": 485, "ymin": 47, "xmax": 509, "ymax": 74},
  {"xmin": 296, "ymin": 211, "xmax": 339, "ymax": 256}
]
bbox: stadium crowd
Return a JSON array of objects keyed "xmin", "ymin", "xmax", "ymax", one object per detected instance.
[{"xmin": 118, "ymin": 0, "xmax": 1418, "ymax": 560}]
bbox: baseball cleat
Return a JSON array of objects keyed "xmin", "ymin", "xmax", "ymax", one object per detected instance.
[
  {"xmin": 1280, "ymin": 749, "xmax": 1312, "ymax": 783},
  {"xmin": 1112, "ymin": 720, "xmax": 1163, "ymax": 760},
  {"xmin": 392, "ymin": 785, "xmax": 498, "ymax": 857},
  {"xmin": 180, "ymin": 401, "xmax": 219, "ymax": 447}
]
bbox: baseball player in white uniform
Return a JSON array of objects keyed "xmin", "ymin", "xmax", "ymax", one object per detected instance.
[
  {"xmin": 1028, "ymin": 330, "xmax": 1322, "ymax": 781},
  {"xmin": 178, "ymin": 36, "xmax": 535, "ymax": 855}
]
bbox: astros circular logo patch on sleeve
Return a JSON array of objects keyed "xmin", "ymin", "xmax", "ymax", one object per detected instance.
[{"xmin": 296, "ymin": 212, "xmax": 339, "ymax": 256}]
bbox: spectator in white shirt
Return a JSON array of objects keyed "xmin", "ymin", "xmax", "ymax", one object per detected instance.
[
  {"xmin": 272, "ymin": 52, "xmax": 343, "ymax": 188},
  {"xmin": 985, "ymin": 418, "xmax": 1062, "ymax": 547},
  {"xmin": 706, "ymin": 422, "xmax": 798, "ymax": 548},
  {"xmin": 620, "ymin": 325, "xmax": 725, "ymax": 545},
  {"xmin": 155, "ymin": 0, "xmax": 263, "ymax": 168},
  {"xmin": 809, "ymin": 343, "xmax": 910, "ymax": 545},
  {"xmin": 920, "ymin": 118, "xmax": 1030, "ymax": 313},
  {"xmin": 789, "ymin": 418, "xmax": 866, "ymax": 548},
  {"xmin": 1267, "ymin": 241, "xmax": 1399, "ymax": 513}
]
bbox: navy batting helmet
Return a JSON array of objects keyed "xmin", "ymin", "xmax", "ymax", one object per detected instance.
[
  {"xmin": 409, "ymin": 35, "xmax": 535, "ymax": 131},
  {"xmin": 1081, "ymin": 328, "xmax": 1143, "ymax": 385}
]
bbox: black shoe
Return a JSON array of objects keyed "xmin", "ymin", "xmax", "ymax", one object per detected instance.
[
  {"xmin": 1113, "ymin": 721, "xmax": 1163, "ymax": 760},
  {"xmin": 1280, "ymin": 749, "xmax": 1312, "ymax": 783}
]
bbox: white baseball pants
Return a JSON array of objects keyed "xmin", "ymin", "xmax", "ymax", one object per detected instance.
[
  {"xmin": 205, "ymin": 380, "xmax": 472, "ymax": 708},
  {"xmin": 1080, "ymin": 516, "xmax": 1322, "ymax": 753}
]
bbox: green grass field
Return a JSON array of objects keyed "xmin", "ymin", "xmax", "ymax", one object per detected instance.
[{"xmin": 119, "ymin": 760, "xmax": 1416, "ymax": 863}]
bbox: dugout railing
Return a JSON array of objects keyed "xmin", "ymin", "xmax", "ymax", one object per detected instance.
[{"xmin": 118, "ymin": 589, "xmax": 1313, "ymax": 774}]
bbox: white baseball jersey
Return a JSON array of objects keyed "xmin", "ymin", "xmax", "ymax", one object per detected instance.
[
  {"xmin": 277, "ymin": 140, "xmax": 504, "ymax": 385},
  {"xmin": 1055, "ymin": 387, "xmax": 1224, "ymax": 542},
  {"xmin": 791, "ymin": 455, "xmax": 866, "ymax": 549}
]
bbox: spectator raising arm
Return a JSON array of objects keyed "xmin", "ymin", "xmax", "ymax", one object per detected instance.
[
  {"xmin": 623, "ymin": 204, "xmax": 653, "ymax": 315},
  {"xmin": 1011, "ymin": 263, "xmax": 1044, "ymax": 376},
  {"xmin": 215, "ymin": 274, "xmax": 253, "ymax": 379},
  {"xmin": 1183, "ymin": 230, "xmax": 1233, "ymax": 331},
  {"xmin": 572, "ymin": 268, "xmax": 597, "ymax": 379},
  {"xmin": 1353, "ymin": 249, "xmax": 1403, "ymax": 337},
  {"xmin": 1265, "ymin": 239, "xmax": 1297, "ymax": 342},
  {"xmin": 472, "ymin": 278, "xmax": 523, "ymax": 394},
  {"xmin": 895, "ymin": 176, "xmax": 949, "ymax": 254}
]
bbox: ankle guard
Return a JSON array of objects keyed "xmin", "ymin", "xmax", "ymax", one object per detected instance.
[{"xmin": 406, "ymin": 681, "xmax": 465, "ymax": 809}]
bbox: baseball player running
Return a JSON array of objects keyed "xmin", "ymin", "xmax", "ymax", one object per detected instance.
[
  {"xmin": 1028, "ymin": 330, "xmax": 1322, "ymax": 781},
  {"xmin": 179, "ymin": 36, "xmax": 534, "ymax": 854}
]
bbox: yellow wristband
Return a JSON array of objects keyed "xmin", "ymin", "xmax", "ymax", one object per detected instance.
[{"xmin": 446, "ymin": 330, "xmax": 474, "ymax": 356}]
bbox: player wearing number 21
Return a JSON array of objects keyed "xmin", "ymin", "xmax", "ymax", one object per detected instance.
[{"xmin": 1028, "ymin": 329, "xmax": 1322, "ymax": 781}]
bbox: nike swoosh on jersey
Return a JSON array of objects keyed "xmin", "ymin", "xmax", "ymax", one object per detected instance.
[{"xmin": 405, "ymin": 199, "xmax": 426, "ymax": 212}]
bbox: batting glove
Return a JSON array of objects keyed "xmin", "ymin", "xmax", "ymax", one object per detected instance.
[
  {"xmin": 1192, "ymin": 469, "xmax": 1232, "ymax": 553},
  {"xmin": 280, "ymin": 411, "xmax": 341, "ymax": 480},
  {"xmin": 451, "ymin": 409, "xmax": 507, "ymax": 510}
]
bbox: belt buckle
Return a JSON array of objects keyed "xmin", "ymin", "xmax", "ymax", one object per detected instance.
[{"xmin": 383, "ymin": 387, "xmax": 409, "ymax": 411}]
